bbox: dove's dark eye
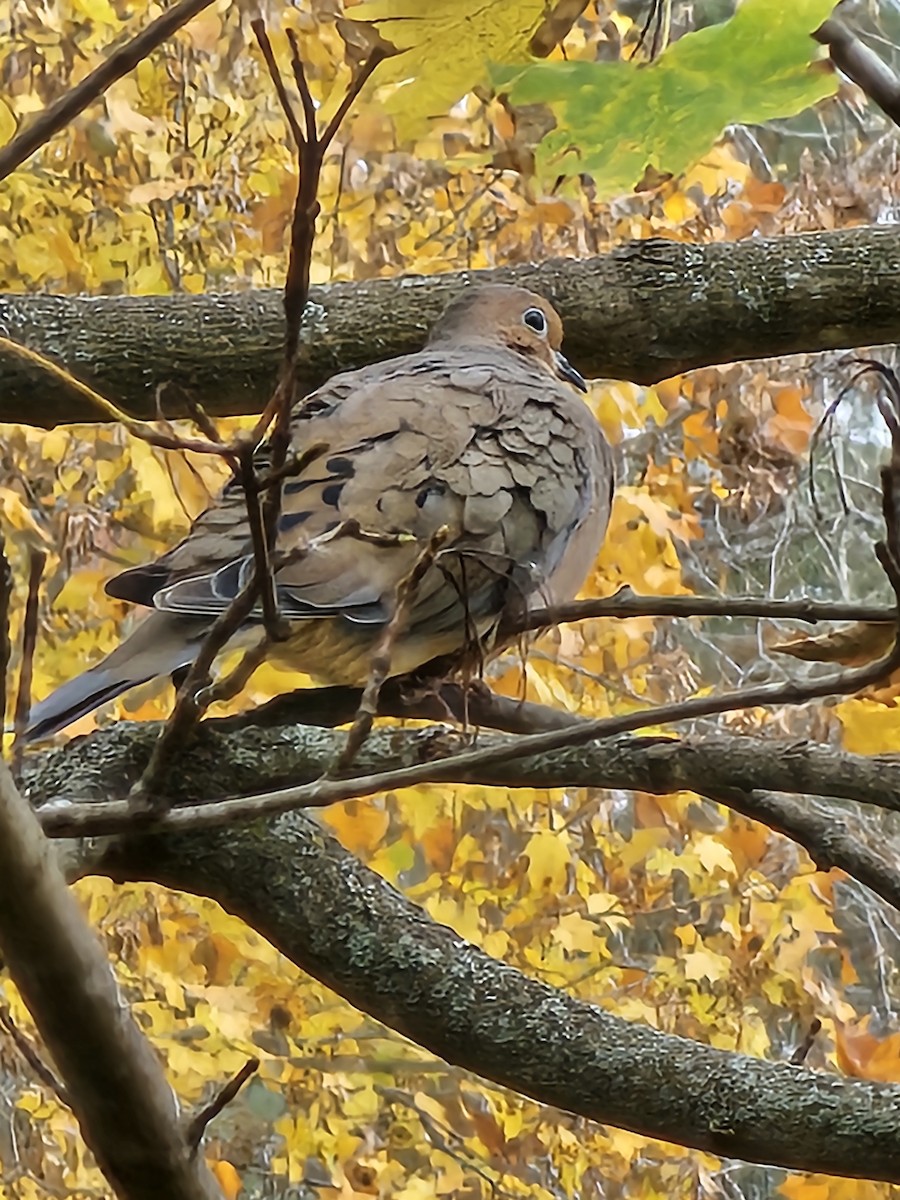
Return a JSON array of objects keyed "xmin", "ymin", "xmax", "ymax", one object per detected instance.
[{"xmin": 523, "ymin": 307, "xmax": 548, "ymax": 336}]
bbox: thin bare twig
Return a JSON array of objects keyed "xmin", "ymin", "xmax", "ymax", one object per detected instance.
[
  {"xmin": 0, "ymin": 0, "xmax": 218, "ymax": 180},
  {"xmin": 529, "ymin": 0, "xmax": 591, "ymax": 57},
  {"xmin": 337, "ymin": 527, "xmax": 450, "ymax": 771},
  {"xmin": 12, "ymin": 551, "xmax": 46, "ymax": 776},
  {"xmin": 0, "ymin": 1004, "xmax": 70, "ymax": 1105},
  {"xmin": 0, "ymin": 540, "xmax": 11, "ymax": 756},
  {"xmin": 155, "ymin": 382, "xmax": 223, "ymax": 448},
  {"xmin": 185, "ymin": 1057, "xmax": 258, "ymax": 1152},
  {"xmin": 250, "ymin": 20, "xmax": 305, "ymax": 149},
  {"xmin": 319, "ymin": 44, "xmax": 391, "ymax": 152},
  {"xmin": 511, "ymin": 590, "xmax": 897, "ymax": 636},
  {"xmin": 0, "ymin": 338, "xmax": 232, "ymax": 457},
  {"xmin": 237, "ymin": 442, "xmax": 284, "ymax": 639},
  {"xmin": 286, "ymin": 31, "xmax": 318, "ymax": 151},
  {"xmin": 790, "ymin": 1018, "xmax": 823, "ymax": 1066},
  {"xmin": 197, "ymin": 636, "xmax": 269, "ymax": 708},
  {"xmin": 129, "ymin": 574, "xmax": 263, "ymax": 810},
  {"xmin": 130, "ymin": 32, "xmax": 383, "ymax": 793},
  {"xmin": 45, "ymin": 631, "xmax": 900, "ymax": 839}
]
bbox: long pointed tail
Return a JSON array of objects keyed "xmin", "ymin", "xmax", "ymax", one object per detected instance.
[{"xmin": 24, "ymin": 611, "xmax": 201, "ymax": 742}]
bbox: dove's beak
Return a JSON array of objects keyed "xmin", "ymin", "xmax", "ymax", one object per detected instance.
[{"xmin": 554, "ymin": 350, "xmax": 588, "ymax": 393}]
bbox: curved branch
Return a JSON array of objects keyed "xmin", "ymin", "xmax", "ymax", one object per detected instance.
[
  {"xmin": 3, "ymin": 226, "xmax": 900, "ymax": 426},
  {"xmin": 98, "ymin": 807, "xmax": 900, "ymax": 1182},
  {"xmin": 21, "ymin": 718, "xmax": 900, "ymax": 1178},
  {"xmin": 24, "ymin": 718, "xmax": 900, "ymax": 873}
]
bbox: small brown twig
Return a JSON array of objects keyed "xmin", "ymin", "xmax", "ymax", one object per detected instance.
[
  {"xmin": 197, "ymin": 636, "xmax": 269, "ymax": 708},
  {"xmin": 0, "ymin": 1003, "xmax": 70, "ymax": 1105},
  {"xmin": 337, "ymin": 527, "xmax": 450, "ymax": 771},
  {"xmin": 155, "ymin": 382, "xmax": 224, "ymax": 449},
  {"xmin": 129, "ymin": 577, "xmax": 264, "ymax": 809},
  {"xmin": 251, "ymin": 22, "xmax": 305, "ymax": 148},
  {"xmin": 508, "ymin": 590, "xmax": 898, "ymax": 638},
  {"xmin": 12, "ymin": 551, "xmax": 46, "ymax": 777},
  {"xmin": 529, "ymin": 0, "xmax": 592, "ymax": 57},
  {"xmin": 185, "ymin": 1057, "xmax": 258, "ymax": 1153},
  {"xmin": 286, "ymin": 31, "xmax": 318, "ymax": 150},
  {"xmin": 0, "ymin": 0, "xmax": 218, "ymax": 181},
  {"xmin": 0, "ymin": 540, "xmax": 11, "ymax": 755},
  {"xmin": 0, "ymin": 338, "xmax": 233, "ymax": 457},
  {"xmin": 250, "ymin": 19, "xmax": 389, "ymax": 541},
  {"xmin": 236, "ymin": 441, "xmax": 284, "ymax": 640},
  {"xmin": 128, "ymin": 32, "xmax": 383, "ymax": 796},
  {"xmin": 790, "ymin": 1018, "xmax": 823, "ymax": 1066}
]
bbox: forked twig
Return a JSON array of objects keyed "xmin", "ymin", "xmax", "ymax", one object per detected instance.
[
  {"xmin": 128, "ymin": 29, "xmax": 386, "ymax": 801},
  {"xmin": 0, "ymin": 1003, "xmax": 70, "ymax": 1105},
  {"xmin": 185, "ymin": 1057, "xmax": 258, "ymax": 1152}
]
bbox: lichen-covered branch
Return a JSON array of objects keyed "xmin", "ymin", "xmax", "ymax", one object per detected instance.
[
  {"xmin": 20, "ymin": 720, "xmax": 900, "ymax": 1179},
  {"xmin": 102, "ymin": 807, "xmax": 900, "ymax": 1182},
  {"xmin": 3, "ymin": 226, "xmax": 900, "ymax": 426}
]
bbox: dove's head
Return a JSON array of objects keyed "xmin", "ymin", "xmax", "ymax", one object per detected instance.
[{"xmin": 429, "ymin": 284, "xmax": 588, "ymax": 393}]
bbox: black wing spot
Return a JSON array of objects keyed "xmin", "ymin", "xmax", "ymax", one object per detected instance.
[
  {"xmin": 416, "ymin": 480, "xmax": 446, "ymax": 509},
  {"xmin": 295, "ymin": 396, "xmax": 334, "ymax": 420},
  {"xmin": 280, "ymin": 510, "xmax": 313, "ymax": 530},
  {"xmin": 325, "ymin": 456, "xmax": 355, "ymax": 477},
  {"xmin": 284, "ymin": 477, "xmax": 319, "ymax": 495},
  {"xmin": 321, "ymin": 482, "xmax": 345, "ymax": 508}
]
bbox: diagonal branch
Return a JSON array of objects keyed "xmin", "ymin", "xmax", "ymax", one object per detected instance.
[
  {"xmin": 0, "ymin": 0, "xmax": 218, "ymax": 180},
  {"xmin": 0, "ymin": 757, "xmax": 222, "ymax": 1200},
  {"xmin": 96, "ymin": 803, "xmax": 900, "ymax": 1184},
  {"xmin": 814, "ymin": 18, "xmax": 900, "ymax": 128}
]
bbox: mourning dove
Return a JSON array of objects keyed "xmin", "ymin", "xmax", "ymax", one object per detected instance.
[{"xmin": 26, "ymin": 284, "xmax": 614, "ymax": 740}]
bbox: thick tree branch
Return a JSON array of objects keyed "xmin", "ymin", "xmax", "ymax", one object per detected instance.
[
  {"xmin": 3, "ymin": 226, "xmax": 900, "ymax": 426},
  {"xmin": 20, "ymin": 720, "xmax": 900, "ymax": 1179},
  {"xmin": 23, "ymin": 719, "xmax": 900, "ymax": 855},
  {"xmin": 99, "ymin": 808, "xmax": 900, "ymax": 1183},
  {"xmin": 0, "ymin": 758, "xmax": 222, "ymax": 1200}
]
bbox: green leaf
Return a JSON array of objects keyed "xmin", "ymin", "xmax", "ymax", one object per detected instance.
[
  {"xmin": 348, "ymin": 0, "xmax": 546, "ymax": 135},
  {"xmin": 500, "ymin": 0, "xmax": 838, "ymax": 196}
]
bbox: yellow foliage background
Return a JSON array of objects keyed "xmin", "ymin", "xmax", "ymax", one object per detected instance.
[{"xmin": 1, "ymin": 1, "xmax": 899, "ymax": 1198}]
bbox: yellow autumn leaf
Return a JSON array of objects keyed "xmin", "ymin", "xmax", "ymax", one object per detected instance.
[
  {"xmin": 772, "ymin": 623, "xmax": 894, "ymax": 667},
  {"xmin": 693, "ymin": 835, "xmax": 736, "ymax": 876},
  {"xmin": 0, "ymin": 99, "xmax": 16, "ymax": 146},
  {"xmin": 348, "ymin": 0, "xmax": 545, "ymax": 135},
  {"xmin": 323, "ymin": 799, "xmax": 391, "ymax": 855},
  {"xmin": 524, "ymin": 829, "xmax": 570, "ymax": 893},
  {"xmin": 682, "ymin": 948, "xmax": 732, "ymax": 983},
  {"xmin": 0, "ymin": 486, "xmax": 50, "ymax": 545},
  {"xmin": 209, "ymin": 1161, "xmax": 242, "ymax": 1200},
  {"xmin": 835, "ymin": 697, "xmax": 900, "ymax": 754}
]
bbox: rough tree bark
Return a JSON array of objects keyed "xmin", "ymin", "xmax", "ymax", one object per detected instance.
[
  {"xmin": 3, "ymin": 224, "xmax": 900, "ymax": 426},
  {"xmin": 19, "ymin": 720, "xmax": 900, "ymax": 1182}
]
